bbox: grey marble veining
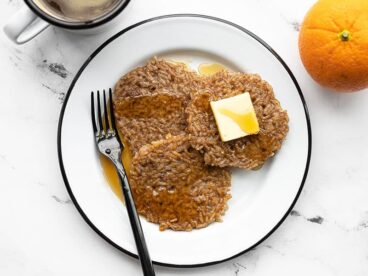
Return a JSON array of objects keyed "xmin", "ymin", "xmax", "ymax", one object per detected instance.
[{"xmin": 1, "ymin": 0, "xmax": 368, "ymax": 275}]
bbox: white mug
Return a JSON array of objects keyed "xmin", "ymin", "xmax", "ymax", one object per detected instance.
[{"xmin": 4, "ymin": 0, "xmax": 131, "ymax": 44}]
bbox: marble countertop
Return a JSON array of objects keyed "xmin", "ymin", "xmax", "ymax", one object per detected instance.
[{"xmin": 1, "ymin": 0, "xmax": 368, "ymax": 275}]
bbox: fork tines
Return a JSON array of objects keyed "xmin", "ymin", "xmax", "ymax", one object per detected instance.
[{"xmin": 91, "ymin": 88, "xmax": 115, "ymax": 137}]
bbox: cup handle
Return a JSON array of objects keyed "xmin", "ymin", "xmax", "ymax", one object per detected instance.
[{"xmin": 3, "ymin": 6, "xmax": 50, "ymax": 44}]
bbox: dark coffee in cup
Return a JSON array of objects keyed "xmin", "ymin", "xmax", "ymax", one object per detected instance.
[{"xmin": 33, "ymin": 0, "xmax": 120, "ymax": 22}]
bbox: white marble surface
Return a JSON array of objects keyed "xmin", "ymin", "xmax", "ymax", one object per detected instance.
[{"xmin": 1, "ymin": 0, "xmax": 368, "ymax": 275}]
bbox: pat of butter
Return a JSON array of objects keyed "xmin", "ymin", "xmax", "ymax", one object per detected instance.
[{"xmin": 210, "ymin": 93, "xmax": 260, "ymax": 142}]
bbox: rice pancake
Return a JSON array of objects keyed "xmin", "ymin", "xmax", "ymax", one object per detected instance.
[
  {"xmin": 186, "ymin": 71, "xmax": 289, "ymax": 169},
  {"xmin": 129, "ymin": 135, "xmax": 231, "ymax": 231}
]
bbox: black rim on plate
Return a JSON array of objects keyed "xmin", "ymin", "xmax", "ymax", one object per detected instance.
[
  {"xmin": 24, "ymin": 0, "xmax": 131, "ymax": 29},
  {"xmin": 57, "ymin": 14, "xmax": 312, "ymax": 268}
]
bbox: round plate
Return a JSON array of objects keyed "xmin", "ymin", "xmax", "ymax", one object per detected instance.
[{"xmin": 58, "ymin": 14, "xmax": 311, "ymax": 267}]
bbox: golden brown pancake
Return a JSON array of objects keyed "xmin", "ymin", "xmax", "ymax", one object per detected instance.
[
  {"xmin": 186, "ymin": 71, "xmax": 289, "ymax": 169},
  {"xmin": 113, "ymin": 57, "xmax": 204, "ymax": 155},
  {"xmin": 129, "ymin": 135, "xmax": 231, "ymax": 231}
]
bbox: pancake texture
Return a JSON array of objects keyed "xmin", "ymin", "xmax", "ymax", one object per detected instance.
[
  {"xmin": 129, "ymin": 135, "xmax": 231, "ymax": 231},
  {"xmin": 114, "ymin": 93, "xmax": 187, "ymax": 155},
  {"xmin": 114, "ymin": 57, "xmax": 202, "ymax": 102}
]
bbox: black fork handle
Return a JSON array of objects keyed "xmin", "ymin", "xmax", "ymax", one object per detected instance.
[{"xmin": 115, "ymin": 162, "xmax": 156, "ymax": 276}]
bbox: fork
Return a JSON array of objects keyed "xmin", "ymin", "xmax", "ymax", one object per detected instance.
[{"xmin": 91, "ymin": 89, "xmax": 156, "ymax": 276}]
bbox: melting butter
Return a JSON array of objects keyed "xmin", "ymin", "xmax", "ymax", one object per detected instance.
[{"xmin": 210, "ymin": 92, "xmax": 259, "ymax": 142}]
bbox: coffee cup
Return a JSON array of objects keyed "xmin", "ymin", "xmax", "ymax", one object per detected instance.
[{"xmin": 4, "ymin": 0, "xmax": 130, "ymax": 44}]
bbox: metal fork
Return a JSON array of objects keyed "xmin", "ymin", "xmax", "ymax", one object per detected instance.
[{"xmin": 91, "ymin": 89, "xmax": 155, "ymax": 276}]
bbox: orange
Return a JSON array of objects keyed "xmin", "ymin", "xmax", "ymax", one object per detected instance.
[{"xmin": 299, "ymin": 0, "xmax": 368, "ymax": 92}]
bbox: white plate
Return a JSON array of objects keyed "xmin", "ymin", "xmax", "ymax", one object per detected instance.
[{"xmin": 58, "ymin": 14, "xmax": 311, "ymax": 267}]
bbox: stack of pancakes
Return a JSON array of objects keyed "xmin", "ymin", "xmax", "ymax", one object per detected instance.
[{"xmin": 114, "ymin": 57, "xmax": 289, "ymax": 231}]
